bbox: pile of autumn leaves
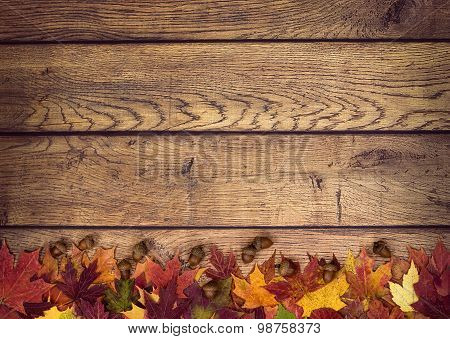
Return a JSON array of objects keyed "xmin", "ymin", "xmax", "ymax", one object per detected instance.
[{"xmin": 0, "ymin": 239, "xmax": 448, "ymax": 319}]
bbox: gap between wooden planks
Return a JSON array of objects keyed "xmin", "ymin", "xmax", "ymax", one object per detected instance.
[
  {"xmin": 0, "ymin": 134, "xmax": 448, "ymax": 227},
  {"xmin": 0, "ymin": 43, "xmax": 449, "ymax": 132},
  {"xmin": 0, "ymin": 0, "xmax": 448, "ymax": 41},
  {"xmin": 0, "ymin": 228, "xmax": 448, "ymax": 274}
]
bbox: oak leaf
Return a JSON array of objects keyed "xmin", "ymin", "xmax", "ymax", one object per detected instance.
[
  {"xmin": 297, "ymin": 273, "xmax": 349, "ymax": 317},
  {"xmin": 232, "ymin": 265, "xmax": 277, "ymax": 309},
  {"xmin": 0, "ymin": 240, "xmax": 52, "ymax": 314},
  {"xmin": 389, "ymin": 261, "xmax": 419, "ymax": 312}
]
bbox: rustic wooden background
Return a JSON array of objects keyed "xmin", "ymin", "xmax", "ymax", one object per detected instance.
[{"xmin": 0, "ymin": 0, "xmax": 449, "ymax": 268}]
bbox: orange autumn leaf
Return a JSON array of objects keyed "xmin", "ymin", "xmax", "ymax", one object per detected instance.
[
  {"xmin": 132, "ymin": 255, "xmax": 197, "ymax": 298},
  {"xmin": 345, "ymin": 248, "xmax": 392, "ymax": 304},
  {"xmin": 38, "ymin": 246, "xmax": 60, "ymax": 283},
  {"xmin": 232, "ymin": 265, "xmax": 278, "ymax": 309},
  {"xmin": 89, "ymin": 248, "xmax": 119, "ymax": 284}
]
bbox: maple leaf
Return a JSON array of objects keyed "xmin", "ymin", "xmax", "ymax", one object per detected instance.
[
  {"xmin": 258, "ymin": 250, "xmax": 276, "ymax": 283},
  {"xmin": 0, "ymin": 305, "xmax": 21, "ymax": 319},
  {"xmin": 345, "ymin": 248, "xmax": 392, "ymax": 304},
  {"xmin": 0, "ymin": 240, "xmax": 52, "ymax": 314},
  {"xmin": 428, "ymin": 241, "xmax": 448, "ymax": 277},
  {"xmin": 38, "ymin": 306, "xmax": 76, "ymax": 319},
  {"xmin": 183, "ymin": 283, "xmax": 214, "ymax": 319},
  {"xmin": 75, "ymin": 299, "xmax": 123, "ymax": 319},
  {"xmin": 23, "ymin": 301, "xmax": 53, "ymax": 318},
  {"xmin": 232, "ymin": 265, "xmax": 277, "ymax": 309},
  {"xmin": 145, "ymin": 279, "xmax": 190, "ymax": 319},
  {"xmin": 389, "ymin": 261, "xmax": 419, "ymax": 312},
  {"xmin": 56, "ymin": 260, "xmax": 106, "ymax": 305},
  {"xmin": 408, "ymin": 246, "xmax": 429, "ymax": 270},
  {"xmin": 207, "ymin": 246, "xmax": 241, "ymax": 279},
  {"xmin": 297, "ymin": 273, "xmax": 349, "ymax": 317},
  {"xmin": 104, "ymin": 279, "xmax": 139, "ymax": 313},
  {"xmin": 133, "ymin": 255, "xmax": 197, "ymax": 298},
  {"xmin": 367, "ymin": 300, "xmax": 403, "ymax": 319},
  {"xmin": 88, "ymin": 248, "xmax": 119, "ymax": 284},
  {"xmin": 265, "ymin": 256, "xmax": 321, "ymax": 302},
  {"xmin": 310, "ymin": 308, "xmax": 343, "ymax": 319},
  {"xmin": 38, "ymin": 246, "xmax": 59, "ymax": 283}
]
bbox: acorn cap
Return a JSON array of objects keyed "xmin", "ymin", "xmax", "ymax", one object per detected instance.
[
  {"xmin": 50, "ymin": 240, "xmax": 67, "ymax": 258},
  {"xmin": 279, "ymin": 258, "xmax": 296, "ymax": 277},
  {"xmin": 132, "ymin": 241, "xmax": 149, "ymax": 262},
  {"xmin": 78, "ymin": 235, "xmax": 95, "ymax": 251},
  {"xmin": 373, "ymin": 240, "xmax": 391, "ymax": 258},
  {"xmin": 118, "ymin": 259, "xmax": 133, "ymax": 272},
  {"xmin": 323, "ymin": 263, "xmax": 339, "ymax": 272},
  {"xmin": 252, "ymin": 237, "xmax": 273, "ymax": 251}
]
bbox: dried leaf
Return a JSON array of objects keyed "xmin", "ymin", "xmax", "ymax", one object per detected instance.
[
  {"xmin": 275, "ymin": 304, "xmax": 296, "ymax": 319},
  {"xmin": 38, "ymin": 306, "xmax": 76, "ymax": 319},
  {"xmin": 389, "ymin": 261, "xmax": 419, "ymax": 312},
  {"xmin": 232, "ymin": 265, "xmax": 277, "ymax": 309},
  {"xmin": 297, "ymin": 273, "xmax": 349, "ymax": 317},
  {"xmin": 207, "ymin": 246, "xmax": 240, "ymax": 280},
  {"xmin": 0, "ymin": 241, "xmax": 52, "ymax": 314},
  {"xmin": 104, "ymin": 279, "xmax": 138, "ymax": 313}
]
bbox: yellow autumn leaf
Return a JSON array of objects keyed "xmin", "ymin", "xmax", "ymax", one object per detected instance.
[
  {"xmin": 345, "ymin": 250, "xmax": 356, "ymax": 274},
  {"xmin": 232, "ymin": 265, "xmax": 277, "ymax": 309},
  {"xmin": 195, "ymin": 267, "xmax": 207, "ymax": 281},
  {"xmin": 389, "ymin": 261, "xmax": 419, "ymax": 312},
  {"xmin": 123, "ymin": 304, "xmax": 146, "ymax": 319},
  {"xmin": 38, "ymin": 306, "xmax": 76, "ymax": 319},
  {"xmin": 297, "ymin": 274, "xmax": 349, "ymax": 317}
]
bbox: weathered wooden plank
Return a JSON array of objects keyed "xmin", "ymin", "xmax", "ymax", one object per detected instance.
[
  {"xmin": 0, "ymin": 228, "xmax": 447, "ymax": 272},
  {"xmin": 0, "ymin": 134, "xmax": 448, "ymax": 227},
  {"xmin": 0, "ymin": 43, "xmax": 449, "ymax": 132},
  {"xmin": 0, "ymin": 0, "xmax": 448, "ymax": 41}
]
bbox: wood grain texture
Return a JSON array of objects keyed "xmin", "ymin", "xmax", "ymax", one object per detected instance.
[
  {"xmin": 0, "ymin": 43, "xmax": 449, "ymax": 133},
  {"xmin": 0, "ymin": 0, "xmax": 448, "ymax": 41},
  {"xmin": 0, "ymin": 134, "xmax": 448, "ymax": 227},
  {"xmin": 0, "ymin": 228, "xmax": 447, "ymax": 273}
]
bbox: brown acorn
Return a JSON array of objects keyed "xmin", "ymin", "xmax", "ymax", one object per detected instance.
[
  {"xmin": 252, "ymin": 237, "xmax": 273, "ymax": 251},
  {"xmin": 78, "ymin": 235, "xmax": 95, "ymax": 251},
  {"xmin": 373, "ymin": 240, "xmax": 391, "ymax": 258},
  {"xmin": 188, "ymin": 245, "xmax": 205, "ymax": 268},
  {"xmin": 202, "ymin": 280, "xmax": 218, "ymax": 299},
  {"xmin": 50, "ymin": 240, "xmax": 67, "ymax": 258},
  {"xmin": 242, "ymin": 245, "xmax": 257, "ymax": 264},
  {"xmin": 132, "ymin": 241, "xmax": 149, "ymax": 262},
  {"xmin": 118, "ymin": 259, "xmax": 133, "ymax": 280},
  {"xmin": 322, "ymin": 263, "xmax": 338, "ymax": 283},
  {"xmin": 279, "ymin": 258, "xmax": 296, "ymax": 277}
]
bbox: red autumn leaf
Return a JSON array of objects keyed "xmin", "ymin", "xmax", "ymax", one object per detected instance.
[
  {"xmin": 145, "ymin": 279, "xmax": 190, "ymax": 319},
  {"xmin": 412, "ymin": 266, "xmax": 449, "ymax": 318},
  {"xmin": 428, "ymin": 241, "xmax": 448, "ymax": 277},
  {"xmin": 367, "ymin": 300, "xmax": 404, "ymax": 319},
  {"xmin": 259, "ymin": 250, "xmax": 276, "ymax": 283},
  {"xmin": 310, "ymin": 308, "xmax": 343, "ymax": 319},
  {"xmin": 265, "ymin": 256, "xmax": 321, "ymax": 302},
  {"xmin": 56, "ymin": 260, "xmax": 106, "ymax": 305},
  {"xmin": 133, "ymin": 255, "xmax": 197, "ymax": 298},
  {"xmin": 407, "ymin": 246, "xmax": 429, "ymax": 270},
  {"xmin": 206, "ymin": 246, "xmax": 241, "ymax": 280},
  {"xmin": 339, "ymin": 300, "xmax": 366, "ymax": 319},
  {"xmin": 75, "ymin": 299, "xmax": 122, "ymax": 319},
  {"xmin": 0, "ymin": 305, "xmax": 21, "ymax": 319},
  {"xmin": 0, "ymin": 240, "xmax": 52, "ymax": 314}
]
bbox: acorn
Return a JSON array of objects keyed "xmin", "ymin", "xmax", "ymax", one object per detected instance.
[
  {"xmin": 50, "ymin": 240, "xmax": 67, "ymax": 258},
  {"xmin": 202, "ymin": 280, "xmax": 219, "ymax": 299},
  {"xmin": 132, "ymin": 241, "xmax": 149, "ymax": 262},
  {"xmin": 373, "ymin": 240, "xmax": 391, "ymax": 258},
  {"xmin": 252, "ymin": 237, "xmax": 273, "ymax": 251},
  {"xmin": 242, "ymin": 245, "xmax": 257, "ymax": 264},
  {"xmin": 118, "ymin": 259, "xmax": 133, "ymax": 280},
  {"xmin": 78, "ymin": 235, "xmax": 95, "ymax": 251},
  {"xmin": 322, "ymin": 263, "xmax": 338, "ymax": 283},
  {"xmin": 188, "ymin": 245, "xmax": 205, "ymax": 268},
  {"xmin": 279, "ymin": 258, "xmax": 296, "ymax": 277}
]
